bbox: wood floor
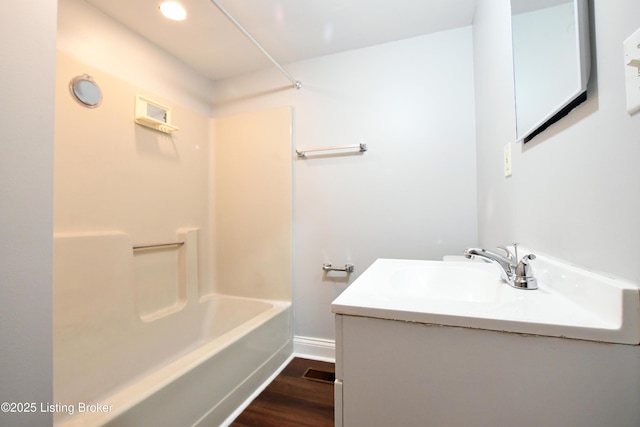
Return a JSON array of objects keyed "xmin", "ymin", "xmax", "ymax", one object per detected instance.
[{"xmin": 230, "ymin": 357, "xmax": 335, "ymax": 427}]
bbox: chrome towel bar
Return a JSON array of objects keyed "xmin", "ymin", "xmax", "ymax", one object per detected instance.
[
  {"xmin": 132, "ymin": 242, "xmax": 184, "ymax": 251},
  {"xmin": 296, "ymin": 143, "xmax": 367, "ymax": 158},
  {"xmin": 323, "ymin": 263, "xmax": 354, "ymax": 273}
]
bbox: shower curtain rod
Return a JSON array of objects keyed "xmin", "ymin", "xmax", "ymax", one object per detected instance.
[{"xmin": 209, "ymin": 0, "xmax": 302, "ymax": 89}]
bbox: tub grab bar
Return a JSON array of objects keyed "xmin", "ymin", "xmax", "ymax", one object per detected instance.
[
  {"xmin": 323, "ymin": 263, "xmax": 354, "ymax": 273},
  {"xmin": 133, "ymin": 242, "xmax": 184, "ymax": 251}
]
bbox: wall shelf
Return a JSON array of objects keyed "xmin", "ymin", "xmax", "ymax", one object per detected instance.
[{"xmin": 135, "ymin": 95, "xmax": 179, "ymax": 134}]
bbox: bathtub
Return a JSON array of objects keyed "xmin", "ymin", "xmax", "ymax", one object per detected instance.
[{"xmin": 53, "ymin": 232, "xmax": 292, "ymax": 426}]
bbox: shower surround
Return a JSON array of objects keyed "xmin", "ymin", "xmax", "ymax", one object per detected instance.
[{"xmin": 54, "ymin": 53, "xmax": 293, "ymax": 426}]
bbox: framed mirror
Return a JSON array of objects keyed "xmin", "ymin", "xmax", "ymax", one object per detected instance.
[
  {"xmin": 511, "ymin": 0, "xmax": 590, "ymax": 143},
  {"xmin": 69, "ymin": 74, "xmax": 102, "ymax": 108}
]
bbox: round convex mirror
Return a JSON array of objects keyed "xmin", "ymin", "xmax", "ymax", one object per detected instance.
[{"xmin": 70, "ymin": 74, "xmax": 102, "ymax": 108}]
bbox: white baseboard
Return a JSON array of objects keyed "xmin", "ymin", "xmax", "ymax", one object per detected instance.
[{"xmin": 293, "ymin": 336, "xmax": 335, "ymax": 362}]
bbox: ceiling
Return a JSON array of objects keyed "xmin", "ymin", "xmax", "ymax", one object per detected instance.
[{"xmin": 84, "ymin": 0, "xmax": 478, "ymax": 81}]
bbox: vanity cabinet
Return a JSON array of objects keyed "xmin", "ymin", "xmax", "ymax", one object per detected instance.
[
  {"xmin": 332, "ymin": 257, "xmax": 640, "ymax": 427},
  {"xmin": 334, "ymin": 313, "xmax": 640, "ymax": 427}
]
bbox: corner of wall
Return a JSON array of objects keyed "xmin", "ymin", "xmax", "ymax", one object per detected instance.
[
  {"xmin": 472, "ymin": 0, "xmax": 518, "ymax": 248},
  {"xmin": 1, "ymin": 0, "xmax": 56, "ymax": 425}
]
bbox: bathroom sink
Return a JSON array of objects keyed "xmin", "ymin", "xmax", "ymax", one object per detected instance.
[
  {"xmin": 332, "ymin": 254, "xmax": 640, "ymax": 344},
  {"xmin": 390, "ymin": 263, "xmax": 508, "ymax": 304}
]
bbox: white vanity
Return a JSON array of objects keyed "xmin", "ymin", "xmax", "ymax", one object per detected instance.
[{"xmin": 332, "ymin": 251, "xmax": 640, "ymax": 427}]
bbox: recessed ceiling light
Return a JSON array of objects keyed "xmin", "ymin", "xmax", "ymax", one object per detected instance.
[{"xmin": 159, "ymin": 1, "xmax": 187, "ymax": 21}]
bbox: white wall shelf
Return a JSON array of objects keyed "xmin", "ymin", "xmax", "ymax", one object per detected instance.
[{"xmin": 135, "ymin": 95, "xmax": 179, "ymax": 133}]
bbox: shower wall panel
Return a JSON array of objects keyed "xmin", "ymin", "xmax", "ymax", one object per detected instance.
[{"xmin": 212, "ymin": 107, "xmax": 293, "ymax": 301}]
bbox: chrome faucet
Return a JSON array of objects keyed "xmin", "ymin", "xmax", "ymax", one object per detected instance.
[{"xmin": 463, "ymin": 244, "xmax": 538, "ymax": 290}]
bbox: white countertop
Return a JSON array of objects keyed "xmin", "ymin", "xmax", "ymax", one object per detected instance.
[{"xmin": 332, "ymin": 256, "xmax": 640, "ymax": 344}]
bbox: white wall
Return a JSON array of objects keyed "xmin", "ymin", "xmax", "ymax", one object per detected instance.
[
  {"xmin": 214, "ymin": 27, "xmax": 478, "ymax": 343},
  {"xmin": 474, "ymin": 0, "xmax": 640, "ymax": 284},
  {"xmin": 0, "ymin": 0, "xmax": 56, "ymax": 426}
]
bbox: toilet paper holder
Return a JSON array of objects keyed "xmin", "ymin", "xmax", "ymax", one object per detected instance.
[{"xmin": 323, "ymin": 263, "xmax": 354, "ymax": 273}]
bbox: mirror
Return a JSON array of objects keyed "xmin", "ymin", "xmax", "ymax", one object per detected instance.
[
  {"xmin": 69, "ymin": 74, "xmax": 102, "ymax": 108},
  {"xmin": 511, "ymin": 0, "xmax": 590, "ymax": 142}
]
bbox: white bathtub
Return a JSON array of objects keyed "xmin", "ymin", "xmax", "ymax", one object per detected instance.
[
  {"xmin": 55, "ymin": 295, "xmax": 291, "ymax": 427},
  {"xmin": 54, "ymin": 232, "xmax": 292, "ymax": 426}
]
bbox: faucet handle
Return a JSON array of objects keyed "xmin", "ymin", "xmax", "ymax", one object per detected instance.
[
  {"xmin": 496, "ymin": 245, "xmax": 514, "ymax": 261},
  {"xmin": 513, "ymin": 253, "xmax": 538, "ymax": 289},
  {"xmin": 501, "ymin": 242, "xmax": 520, "ymax": 261}
]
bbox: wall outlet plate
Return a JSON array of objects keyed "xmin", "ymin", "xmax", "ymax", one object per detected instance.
[{"xmin": 623, "ymin": 27, "xmax": 640, "ymax": 115}]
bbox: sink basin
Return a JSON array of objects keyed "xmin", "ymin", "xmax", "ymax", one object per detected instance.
[
  {"xmin": 390, "ymin": 263, "xmax": 506, "ymax": 303},
  {"xmin": 331, "ymin": 254, "xmax": 640, "ymax": 344}
]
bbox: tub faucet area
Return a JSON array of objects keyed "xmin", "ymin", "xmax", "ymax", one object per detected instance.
[{"xmin": 463, "ymin": 245, "xmax": 538, "ymax": 290}]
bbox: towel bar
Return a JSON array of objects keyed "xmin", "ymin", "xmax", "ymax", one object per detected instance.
[{"xmin": 296, "ymin": 143, "xmax": 367, "ymax": 158}]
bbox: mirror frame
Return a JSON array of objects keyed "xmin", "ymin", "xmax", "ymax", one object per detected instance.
[
  {"xmin": 69, "ymin": 74, "xmax": 102, "ymax": 108},
  {"xmin": 511, "ymin": 0, "xmax": 591, "ymax": 143}
]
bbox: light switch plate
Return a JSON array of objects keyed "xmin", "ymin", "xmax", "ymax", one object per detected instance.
[{"xmin": 623, "ymin": 27, "xmax": 640, "ymax": 115}]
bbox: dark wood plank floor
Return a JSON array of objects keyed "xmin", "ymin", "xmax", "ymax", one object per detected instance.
[{"xmin": 230, "ymin": 357, "xmax": 335, "ymax": 427}]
